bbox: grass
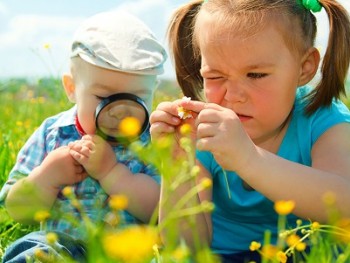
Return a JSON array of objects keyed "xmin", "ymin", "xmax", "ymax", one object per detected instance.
[{"xmin": 0, "ymin": 77, "xmax": 350, "ymax": 262}]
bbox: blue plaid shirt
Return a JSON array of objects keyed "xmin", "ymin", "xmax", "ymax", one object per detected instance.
[{"xmin": 0, "ymin": 106, "xmax": 159, "ymax": 240}]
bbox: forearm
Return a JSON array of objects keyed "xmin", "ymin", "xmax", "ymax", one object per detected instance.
[
  {"xmin": 239, "ymin": 147, "xmax": 350, "ymax": 222},
  {"xmin": 5, "ymin": 167, "xmax": 59, "ymax": 224},
  {"xmin": 99, "ymin": 163, "xmax": 160, "ymax": 223}
]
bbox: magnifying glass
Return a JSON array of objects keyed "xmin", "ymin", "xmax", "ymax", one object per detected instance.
[{"xmin": 95, "ymin": 93, "xmax": 149, "ymax": 143}]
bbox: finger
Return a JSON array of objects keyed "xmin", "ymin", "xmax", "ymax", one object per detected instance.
[
  {"xmin": 69, "ymin": 149, "xmax": 89, "ymax": 166},
  {"xmin": 196, "ymin": 122, "xmax": 217, "ymax": 139},
  {"xmin": 150, "ymin": 122, "xmax": 176, "ymax": 139},
  {"xmin": 196, "ymin": 137, "xmax": 214, "ymax": 152},
  {"xmin": 82, "ymin": 134, "xmax": 93, "ymax": 141},
  {"xmin": 196, "ymin": 107, "xmax": 228, "ymax": 124},
  {"xmin": 150, "ymin": 109, "xmax": 181, "ymax": 126},
  {"xmin": 181, "ymin": 101, "xmax": 225, "ymax": 114}
]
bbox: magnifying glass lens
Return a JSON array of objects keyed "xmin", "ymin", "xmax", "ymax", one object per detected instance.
[{"xmin": 95, "ymin": 93, "xmax": 149, "ymax": 143}]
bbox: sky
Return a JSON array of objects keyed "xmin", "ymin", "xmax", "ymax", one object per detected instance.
[{"xmin": 0, "ymin": 0, "xmax": 349, "ymax": 80}]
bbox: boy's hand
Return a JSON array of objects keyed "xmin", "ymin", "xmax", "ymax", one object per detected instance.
[
  {"xmin": 69, "ymin": 135, "xmax": 117, "ymax": 181},
  {"xmin": 39, "ymin": 146, "xmax": 87, "ymax": 189}
]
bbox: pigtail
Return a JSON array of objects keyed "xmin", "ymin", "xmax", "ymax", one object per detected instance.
[
  {"xmin": 167, "ymin": 0, "xmax": 204, "ymax": 100},
  {"xmin": 306, "ymin": 0, "xmax": 350, "ymax": 114}
]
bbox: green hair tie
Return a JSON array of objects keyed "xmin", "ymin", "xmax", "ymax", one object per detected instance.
[
  {"xmin": 203, "ymin": 0, "xmax": 208, "ymax": 3},
  {"xmin": 302, "ymin": 0, "xmax": 322, "ymax": 12}
]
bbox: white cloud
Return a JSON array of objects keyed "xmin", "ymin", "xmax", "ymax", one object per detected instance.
[
  {"xmin": 0, "ymin": 15, "xmax": 85, "ymax": 77},
  {"xmin": 0, "ymin": 15, "xmax": 83, "ymax": 48},
  {"xmin": 0, "ymin": 2, "xmax": 8, "ymax": 15}
]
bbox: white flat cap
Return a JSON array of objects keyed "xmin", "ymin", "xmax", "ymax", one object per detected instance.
[{"xmin": 71, "ymin": 10, "xmax": 167, "ymax": 75}]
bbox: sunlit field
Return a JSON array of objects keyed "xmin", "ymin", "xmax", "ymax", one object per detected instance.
[{"xmin": 0, "ymin": 78, "xmax": 350, "ymax": 262}]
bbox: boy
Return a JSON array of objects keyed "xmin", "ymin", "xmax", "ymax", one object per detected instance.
[{"xmin": 0, "ymin": 10, "xmax": 167, "ymax": 262}]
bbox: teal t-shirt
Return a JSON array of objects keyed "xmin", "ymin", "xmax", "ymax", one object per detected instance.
[{"xmin": 197, "ymin": 86, "xmax": 350, "ymax": 254}]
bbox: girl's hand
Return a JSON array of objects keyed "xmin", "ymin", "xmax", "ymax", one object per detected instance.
[
  {"xmin": 183, "ymin": 101, "xmax": 255, "ymax": 172},
  {"xmin": 150, "ymin": 99, "xmax": 199, "ymax": 155},
  {"xmin": 69, "ymin": 135, "xmax": 117, "ymax": 181}
]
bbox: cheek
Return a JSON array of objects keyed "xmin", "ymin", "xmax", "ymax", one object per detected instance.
[
  {"xmin": 77, "ymin": 107, "xmax": 98, "ymax": 135},
  {"xmin": 204, "ymin": 84, "xmax": 225, "ymax": 104}
]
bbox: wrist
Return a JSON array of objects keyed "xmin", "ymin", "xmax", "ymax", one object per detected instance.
[{"xmin": 99, "ymin": 163, "xmax": 130, "ymax": 195}]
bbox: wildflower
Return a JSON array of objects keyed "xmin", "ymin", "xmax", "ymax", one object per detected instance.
[
  {"xmin": 16, "ymin": 121, "xmax": 23, "ymax": 127},
  {"xmin": 179, "ymin": 123, "xmax": 192, "ymax": 135},
  {"xmin": 109, "ymin": 195, "xmax": 128, "ymax": 210},
  {"xmin": 34, "ymin": 210, "xmax": 50, "ymax": 222},
  {"xmin": 261, "ymin": 245, "xmax": 279, "ymax": 260},
  {"xmin": 333, "ymin": 218, "xmax": 350, "ymax": 243},
  {"xmin": 119, "ymin": 116, "xmax": 141, "ymax": 137},
  {"xmin": 103, "ymin": 226, "xmax": 159, "ymax": 262},
  {"xmin": 172, "ymin": 245, "xmax": 190, "ymax": 261},
  {"xmin": 177, "ymin": 106, "xmax": 193, "ymax": 119},
  {"xmin": 276, "ymin": 251, "xmax": 287, "ymax": 263},
  {"xmin": 62, "ymin": 186, "xmax": 73, "ymax": 197},
  {"xmin": 46, "ymin": 232, "xmax": 58, "ymax": 245},
  {"xmin": 296, "ymin": 219, "xmax": 303, "ymax": 226},
  {"xmin": 311, "ymin": 221, "xmax": 320, "ymax": 230},
  {"xmin": 43, "ymin": 43, "xmax": 51, "ymax": 49},
  {"xmin": 249, "ymin": 241, "xmax": 261, "ymax": 251},
  {"xmin": 286, "ymin": 234, "xmax": 306, "ymax": 251},
  {"xmin": 274, "ymin": 200, "xmax": 295, "ymax": 215},
  {"xmin": 200, "ymin": 178, "xmax": 212, "ymax": 188}
]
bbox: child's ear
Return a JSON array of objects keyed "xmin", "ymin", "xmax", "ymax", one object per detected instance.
[
  {"xmin": 298, "ymin": 47, "xmax": 320, "ymax": 86},
  {"xmin": 62, "ymin": 74, "xmax": 76, "ymax": 103}
]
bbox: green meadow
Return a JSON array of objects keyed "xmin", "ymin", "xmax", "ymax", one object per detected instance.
[{"xmin": 0, "ymin": 77, "xmax": 350, "ymax": 262}]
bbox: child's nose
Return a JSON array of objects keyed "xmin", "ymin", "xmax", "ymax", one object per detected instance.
[
  {"xmin": 108, "ymin": 105, "xmax": 130, "ymax": 119},
  {"xmin": 225, "ymin": 81, "xmax": 247, "ymax": 103}
]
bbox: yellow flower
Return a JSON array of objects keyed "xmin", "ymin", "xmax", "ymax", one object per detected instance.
[
  {"xmin": 311, "ymin": 221, "xmax": 320, "ymax": 230},
  {"xmin": 249, "ymin": 241, "xmax": 261, "ymax": 251},
  {"xmin": 34, "ymin": 248, "xmax": 48, "ymax": 260},
  {"xmin": 261, "ymin": 245, "xmax": 279, "ymax": 260},
  {"xmin": 43, "ymin": 43, "xmax": 51, "ymax": 49},
  {"xmin": 177, "ymin": 106, "xmax": 193, "ymax": 119},
  {"xmin": 286, "ymin": 234, "xmax": 307, "ymax": 252},
  {"xmin": 180, "ymin": 123, "xmax": 192, "ymax": 135},
  {"xmin": 274, "ymin": 200, "xmax": 295, "ymax": 215},
  {"xmin": 172, "ymin": 245, "xmax": 190, "ymax": 260},
  {"xmin": 34, "ymin": 210, "xmax": 50, "ymax": 222},
  {"xmin": 119, "ymin": 117, "xmax": 141, "ymax": 137},
  {"xmin": 333, "ymin": 218, "xmax": 350, "ymax": 243},
  {"xmin": 295, "ymin": 242, "xmax": 306, "ymax": 252},
  {"xmin": 286, "ymin": 234, "xmax": 300, "ymax": 247},
  {"xmin": 276, "ymin": 251, "xmax": 287, "ymax": 263},
  {"xmin": 200, "ymin": 178, "xmax": 212, "ymax": 188},
  {"xmin": 103, "ymin": 226, "xmax": 159, "ymax": 262},
  {"xmin": 109, "ymin": 195, "xmax": 128, "ymax": 210},
  {"xmin": 62, "ymin": 186, "xmax": 73, "ymax": 197},
  {"xmin": 46, "ymin": 232, "xmax": 58, "ymax": 245}
]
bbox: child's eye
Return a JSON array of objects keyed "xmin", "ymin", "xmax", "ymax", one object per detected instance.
[
  {"xmin": 247, "ymin": 73, "xmax": 268, "ymax": 79},
  {"xmin": 96, "ymin": 96, "xmax": 106, "ymax": 100}
]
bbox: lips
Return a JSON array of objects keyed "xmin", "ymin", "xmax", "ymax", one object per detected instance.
[{"xmin": 236, "ymin": 114, "xmax": 252, "ymax": 122}]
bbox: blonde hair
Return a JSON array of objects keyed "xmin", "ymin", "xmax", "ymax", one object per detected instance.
[{"xmin": 168, "ymin": 0, "xmax": 350, "ymax": 115}]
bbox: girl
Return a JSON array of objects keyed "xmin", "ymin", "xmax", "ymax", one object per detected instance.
[{"xmin": 150, "ymin": 0, "xmax": 350, "ymax": 262}]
